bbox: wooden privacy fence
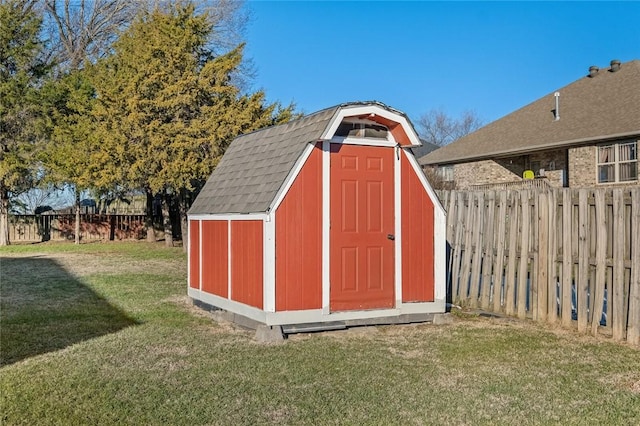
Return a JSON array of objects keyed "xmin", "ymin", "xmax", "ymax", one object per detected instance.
[
  {"xmin": 9, "ymin": 214, "xmax": 147, "ymax": 243},
  {"xmin": 439, "ymin": 187, "xmax": 640, "ymax": 346}
]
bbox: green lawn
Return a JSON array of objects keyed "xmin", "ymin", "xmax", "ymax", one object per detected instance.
[{"xmin": 1, "ymin": 242, "xmax": 639, "ymax": 425}]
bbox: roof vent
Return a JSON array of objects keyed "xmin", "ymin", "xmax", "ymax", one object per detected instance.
[
  {"xmin": 588, "ymin": 65, "xmax": 599, "ymax": 77},
  {"xmin": 610, "ymin": 59, "xmax": 621, "ymax": 72}
]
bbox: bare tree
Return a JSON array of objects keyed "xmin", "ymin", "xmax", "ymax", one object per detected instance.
[
  {"xmin": 417, "ymin": 108, "xmax": 483, "ymax": 147},
  {"xmin": 43, "ymin": 0, "xmax": 139, "ymax": 70},
  {"xmin": 10, "ymin": 185, "xmax": 72, "ymax": 214}
]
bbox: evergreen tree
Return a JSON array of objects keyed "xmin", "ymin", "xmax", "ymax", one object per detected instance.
[
  {"xmin": 90, "ymin": 4, "xmax": 293, "ymax": 247},
  {"xmin": 0, "ymin": 1, "xmax": 50, "ymax": 245}
]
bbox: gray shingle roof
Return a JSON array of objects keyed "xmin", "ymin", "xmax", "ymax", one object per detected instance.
[
  {"xmin": 422, "ymin": 60, "xmax": 640, "ymax": 165},
  {"xmin": 189, "ymin": 106, "xmax": 338, "ymax": 215}
]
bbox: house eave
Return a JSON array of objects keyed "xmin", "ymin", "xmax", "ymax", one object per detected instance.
[{"xmin": 423, "ymin": 130, "xmax": 640, "ymax": 166}]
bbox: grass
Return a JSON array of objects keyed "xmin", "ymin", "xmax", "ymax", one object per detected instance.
[{"xmin": 1, "ymin": 242, "xmax": 639, "ymax": 425}]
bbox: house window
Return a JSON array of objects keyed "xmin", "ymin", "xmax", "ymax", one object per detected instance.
[
  {"xmin": 438, "ymin": 165, "xmax": 454, "ymax": 182},
  {"xmin": 334, "ymin": 121, "xmax": 389, "ymax": 140},
  {"xmin": 597, "ymin": 141, "xmax": 638, "ymax": 184}
]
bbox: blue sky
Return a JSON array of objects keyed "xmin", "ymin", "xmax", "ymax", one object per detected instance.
[{"xmin": 243, "ymin": 1, "xmax": 640, "ymax": 126}]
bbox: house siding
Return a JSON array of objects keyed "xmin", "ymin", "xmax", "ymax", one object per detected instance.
[
  {"xmin": 453, "ymin": 160, "xmax": 519, "ymax": 189},
  {"xmin": 568, "ymin": 145, "xmax": 597, "ymax": 187}
]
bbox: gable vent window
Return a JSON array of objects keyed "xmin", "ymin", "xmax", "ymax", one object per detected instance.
[
  {"xmin": 597, "ymin": 141, "xmax": 638, "ymax": 184},
  {"xmin": 335, "ymin": 122, "xmax": 389, "ymax": 140}
]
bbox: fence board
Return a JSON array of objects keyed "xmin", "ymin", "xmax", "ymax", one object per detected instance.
[
  {"xmin": 591, "ymin": 190, "xmax": 607, "ymax": 336},
  {"xmin": 628, "ymin": 188, "xmax": 640, "ymax": 345},
  {"xmin": 517, "ymin": 191, "xmax": 530, "ymax": 319},
  {"xmin": 480, "ymin": 191, "xmax": 496, "ymax": 309},
  {"xmin": 536, "ymin": 193, "xmax": 549, "ymax": 322},
  {"xmin": 548, "ymin": 190, "xmax": 559, "ymax": 323},
  {"xmin": 459, "ymin": 193, "xmax": 476, "ymax": 303},
  {"xmin": 577, "ymin": 189, "xmax": 589, "ymax": 332},
  {"xmin": 505, "ymin": 191, "xmax": 519, "ymax": 316},
  {"xmin": 492, "ymin": 191, "xmax": 507, "ymax": 312},
  {"xmin": 612, "ymin": 189, "xmax": 625, "ymax": 341},
  {"xmin": 561, "ymin": 189, "xmax": 573, "ymax": 327},
  {"xmin": 469, "ymin": 192, "xmax": 484, "ymax": 308},
  {"xmin": 451, "ymin": 192, "xmax": 466, "ymax": 300}
]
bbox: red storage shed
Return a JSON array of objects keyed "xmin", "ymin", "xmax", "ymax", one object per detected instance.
[{"xmin": 188, "ymin": 102, "xmax": 446, "ymax": 329}]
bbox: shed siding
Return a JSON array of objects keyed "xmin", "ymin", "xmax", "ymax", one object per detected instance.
[
  {"xmin": 189, "ymin": 220, "xmax": 200, "ymax": 289},
  {"xmin": 401, "ymin": 154, "xmax": 435, "ymax": 302},
  {"xmin": 275, "ymin": 144, "xmax": 323, "ymax": 311},
  {"xmin": 231, "ymin": 220, "xmax": 264, "ymax": 309},
  {"xmin": 201, "ymin": 220, "xmax": 228, "ymax": 298}
]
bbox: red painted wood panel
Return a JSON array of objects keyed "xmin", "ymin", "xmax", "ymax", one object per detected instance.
[
  {"xmin": 189, "ymin": 220, "xmax": 200, "ymax": 289},
  {"xmin": 231, "ymin": 220, "xmax": 263, "ymax": 309},
  {"xmin": 275, "ymin": 144, "xmax": 322, "ymax": 311},
  {"xmin": 201, "ymin": 220, "xmax": 228, "ymax": 298},
  {"xmin": 401, "ymin": 153, "xmax": 435, "ymax": 302},
  {"xmin": 330, "ymin": 144, "xmax": 395, "ymax": 311}
]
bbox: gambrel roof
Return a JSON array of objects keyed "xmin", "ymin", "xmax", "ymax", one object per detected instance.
[
  {"xmin": 189, "ymin": 101, "xmax": 420, "ymax": 215},
  {"xmin": 422, "ymin": 59, "xmax": 640, "ymax": 165}
]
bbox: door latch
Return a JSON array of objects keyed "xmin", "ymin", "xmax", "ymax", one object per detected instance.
[{"xmin": 387, "ymin": 234, "xmax": 395, "ymax": 241}]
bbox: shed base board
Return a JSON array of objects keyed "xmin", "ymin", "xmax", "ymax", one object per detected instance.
[{"xmin": 189, "ymin": 288, "xmax": 446, "ymax": 331}]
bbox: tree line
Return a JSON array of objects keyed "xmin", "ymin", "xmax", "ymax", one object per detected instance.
[{"xmin": 0, "ymin": 0, "xmax": 294, "ymax": 246}]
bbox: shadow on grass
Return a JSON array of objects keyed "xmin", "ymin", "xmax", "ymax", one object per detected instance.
[{"xmin": 0, "ymin": 256, "xmax": 139, "ymax": 367}]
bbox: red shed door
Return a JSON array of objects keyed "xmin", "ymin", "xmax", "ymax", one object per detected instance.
[{"xmin": 330, "ymin": 144, "xmax": 395, "ymax": 311}]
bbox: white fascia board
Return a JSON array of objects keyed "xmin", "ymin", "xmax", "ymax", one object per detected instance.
[
  {"xmin": 188, "ymin": 213, "xmax": 268, "ymax": 221},
  {"xmin": 321, "ymin": 105, "xmax": 421, "ymax": 146},
  {"xmin": 270, "ymin": 142, "xmax": 317, "ymax": 213},
  {"xmin": 328, "ymin": 136, "xmax": 397, "ymax": 147}
]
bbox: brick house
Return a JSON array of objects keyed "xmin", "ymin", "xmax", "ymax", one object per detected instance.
[{"xmin": 420, "ymin": 59, "xmax": 640, "ymax": 189}]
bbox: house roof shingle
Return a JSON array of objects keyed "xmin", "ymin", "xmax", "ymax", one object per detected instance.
[
  {"xmin": 421, "ymin": 59, "xmax": 640, "ymax": 165},
  {"xmin": 189, "ymin": 101, "xmax": 417, "ymax": 215}
]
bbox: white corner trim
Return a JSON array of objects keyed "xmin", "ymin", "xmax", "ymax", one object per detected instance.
[
  {"xmin": 198, "ymin": 219, "xmax": 203, "ymax": 292},
  {"xmin": 263, "ymin": 216, "xmax": 276, "ymax": 312},
  {"xmin": 322, "ymin": 140, "xmax": 331, "ymax": 314},
  {"xmin": 321, "ymin": 105, "xmax": 421, "ymax": 146},
  {"xmin": 227, "ymin": 220, "xmax": 232, "ymax": 300},
  {"xmin": 394, "ymin": 145, "xmax": 403, "ymax": 307},
  {"xmin": 271, "ymin": 142, "xmax": 317, "ymax": 213},
  {"xmin": 434, "ymin": 208, "xmax": 446, "ymax": 301}
]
